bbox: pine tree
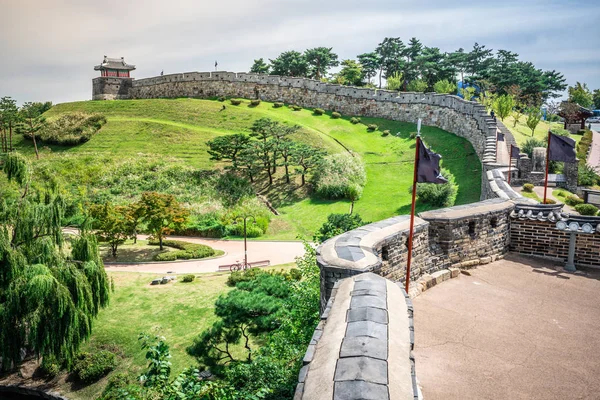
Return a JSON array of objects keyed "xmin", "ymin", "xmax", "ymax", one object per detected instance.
[{"xmin": 0, "ymin": 152, "xmax": 109, "ymax": 369}]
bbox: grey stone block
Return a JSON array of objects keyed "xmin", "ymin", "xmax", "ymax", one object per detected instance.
[
  {"xmin": 334, "ymin": 356, "xmax": 388, "ymax": 385},
  {"xmin": 347, "ymin": 307, "xmax": 388, "ymax": 324},
  {"xmin": 340, "ymin": 336, "xmax": 388, "ymax": 360},
  {"xmin": 303, "ymin": 344, "xmax": 316, "ymax": 364},
  {"xmin": 294, "ymin": 383, "xmax": 304, "ymax": 400},
  {"xmin": 334, "ymin": 381, "xmax": 389, "ymax": 400},
  {"xmin": 346, "ymin": 321, "xmax": 388, "ymax": 340},
  {"xmin": 298, "ymin": 365, "xmax": 309, "ymax": 383},
  {"xmin": 351, "ymin": 288, "xmax": 386, "ymax": 297},
  {"xmin": 350, "ymin": 295, "xmax": 386, "ymax": 310},
  {"xmin": 354, "ymin": 279, "xmax": 386, "ymax": 293}
]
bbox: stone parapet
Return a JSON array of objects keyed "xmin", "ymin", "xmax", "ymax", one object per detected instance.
[{"xmin": 295, "ymin": 273, "xmax": 417, "ymax": 400}]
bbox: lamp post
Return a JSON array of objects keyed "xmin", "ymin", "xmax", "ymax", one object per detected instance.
[{"xmin": 234, "ymin": 214, "xmax": 256, "ymax": 268}]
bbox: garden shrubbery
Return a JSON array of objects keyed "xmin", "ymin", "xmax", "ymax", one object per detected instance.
[
  {"xmin": 523, "ymin": 183, "xmax": 534, "ymax": 192},
  {"xmin": 331, "ymin": 112, "xmax": 341, "ymax": 119},
  {"xmin": 181, "ymin": 274, "xmax": 195, "ymax": 283},
  {"xmin": 250, "ymin": 99, "xmax": 261, "ymax": 106},
  {"xmin": 367, "ymin": 124, "xmax": 378, "ymax": 131},
  {"xmin": 273, "ymin": 102, "xmax": 284, "ymax": 108},
  {"xmin": 314, "ymin": 213, "xmax": 366, "ymax": 243},
  {"xmin": 313, "ymin": 108, "xmax": 325, "ymax": 115},
  {"xmin": 415, "ymin": 167, "xmax": 458, "ymax": 207},
  {"xmin": 312, "ymin": 153, "xmax": 366, "ymax": 201},
  {"xmin": 350, "ymin": 117, "xmax": 361, "ymax": 124},
  {"xmin": 575, "ymin": 203, "xmax": 599, "ymax": 216},
  {"xmin": 230, "ymin": 99, "xmax": 242, "ymax": 106},
  {"xmin": 40, "ymin": 355, "xmax": 61, "ymax": 378},
  {"xmin": 150, "ymin": 239, "xmax": 216, "ymax": 261},
  {"xmin": 25, "ymin": 112, "xmax": 106, "ymax": 145},
  {"xmin": 565, "ymin": 194, "xmax": 584, "ymax": 206},
  {"xmin": 72, "ymin": 350, "xmax": 117, "ymax": 383},
  {"xmin": 382, "ymin": 130, "xmax": 390, "ymax": 136},
  {"xmin": 290, "ymin": 105, "xmax": 302, "ymax": 111}
]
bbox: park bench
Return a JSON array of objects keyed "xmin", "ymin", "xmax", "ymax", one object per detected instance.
[{"xmin": 218, "ymin": 260, "xmax": 271, "ymax": 271}]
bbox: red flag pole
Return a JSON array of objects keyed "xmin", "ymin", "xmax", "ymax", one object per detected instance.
[
  {"xmin": 405, "ymin": 135, "xmax": 420, "ymax": 293},
  {"xmin": 508, "ymin": 144, "xmax": 512, "ymax": 184},
  {"xmin": 543, "ymin": 131, "xmax": 551, "ymax": 204}
]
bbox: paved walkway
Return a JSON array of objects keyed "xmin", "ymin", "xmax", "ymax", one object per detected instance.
[
  {"xmin": 104, "ymin": 235, "xmax": 306, "ymax": 274},
  {"xmin": 588, "ymin": 129, "xmax": 600, "ymax": 168},
  {"xmin": 413, "ymin": 254, "xmax": 600, "ymax": 400},
  {"xmin": 496, "ymin": 129, "xmax": 510, "ymax": 166}
]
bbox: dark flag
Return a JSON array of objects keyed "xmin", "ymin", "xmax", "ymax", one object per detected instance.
[
  {"xmin": 215, "ymin": 60, "xmax": 218, "ymax": 69},
  {"xmin": 497, "ymin": 132, "xmax": 505, "ymax": 142},
  {"xmin": 511, "ymin": 145, "xmax": 521, "ymax": 159},
  {"xmin": 548, "ymin": 133, "xmax": 576, "ymax": 162},
  {"xmin": 417, "ymin": 142, "xmax": 448, "ymax": 184}
]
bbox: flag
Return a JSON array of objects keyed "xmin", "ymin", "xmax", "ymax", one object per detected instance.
[
  {"xmin": 417, "ymin": 141, "xmax": 448, "ymax": 184},
  {"xmin": 215, "ymin": 60, "xmax": 218, "ymax": 69},
  {"xmin": 511, "ymin": 145, "xmax": 521, "ymax": 159},
  {"xmin": 497, "ymin": 132, "xmax": 505, "ymax": 142},
  {"xmin": 548, "ymin": 133, "xmax": 576, "ymax": 163}
]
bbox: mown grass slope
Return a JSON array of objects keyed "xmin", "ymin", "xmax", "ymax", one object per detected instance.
[{"xmin": 14, "ymin": 98, "xmax": 482, "ymax": 239}]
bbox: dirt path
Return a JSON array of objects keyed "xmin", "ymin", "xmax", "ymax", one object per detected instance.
[
  {"xmin": 587, "ymin": 129, "xmax": 600, "ymax": 168},
  {"xmin": 103, "ymin": 235, "xmax": 306, "ymax": 274}
]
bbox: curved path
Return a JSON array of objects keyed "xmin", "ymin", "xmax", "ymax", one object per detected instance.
[
  {"xmin": 587, "ymin": 127, "xmax": 600, "ymax": 168},
  {"xmin": 103, "ymin": 235, "xmax": 306, "ymax": 274}
]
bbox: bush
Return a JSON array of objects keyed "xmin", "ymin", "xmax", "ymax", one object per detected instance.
[
  {"xmin": 313, "ymin": 108, "xmax": 325, "ymax": 115},
  {"xmin": 273, "ymin": 102, "xmax": 284, "ymax": 108},
  {"xmin": 579, "ymin": 164, "xmax": 600, "ymax": 186},
  {"xmin": 230, "ymin": 99, "xmax": 242, "ymax": 106},
  {"xmin": 407, "ymin": 79, "xmax": 428, "ymax": 92},
  {"xmin": 40, "ymin": 354, "xmax": 61, "ymax": 378},
  {"xmin": 522, "ymin": 138, "xmax": 545, "ymax": 158},
  {"xmin": 523, "ymin": 183, "xmax": 535, "ymax": 193},
  {"xmin": 331, "ymin": 112, "xmax": 341, "ymax": 119},
  {"xmin": 315, "ymin": 213, "xmax": 366, "ymax": 243},
  {"xmin": 409, "ymin": 132, "xmax": 417, "ymax": 139},
  {"xmin": 27, "ymin": 112, "xmax": 106, "ymax": 145},
  {"xmin": 312, "ymin": 153, "xmax": 367, "ymax": 200},
  {"xmin": 433, "ymin": 79, "xmax": 456, "ymax": 94},
  {"xmin": 218, "ymin": 97, "xmax": 225, "ymax": 102},
  {"xmin": 382, "ymin": 130, "xmax": 390, "ymax": 137},
  {"xmin": 367, "ymin": 124, "xmax": 378, "ymax": 132},
  {"xmin": 250, "ymin": 99, "xmax": 261, "ymax": 106},
  {"xmin": 415, "ymin": 167, "xmax": 457, "ymax": 207},
  {"xmin": 350, "ymin": 117, "xmax": 361, "ymax": 124},
  {"xmin": 72, "ymin": 351, "xmax": 117, "ymax": 383},
  {"xmin": 575, "ymin": 204, "xmax": 599, "ymax": 216},
  {"xmin": 216, "ymin": 171, "xmax": 254, "ymax": 207},
  {"xmin": 290, "ymin": 105, "xmax": 302, "ymax": 111},
  {"xmin": 181, "ymin": 274, "xmax": 195, "ymax": 283},
  {"xmin": 150, "ymin": 239, "xmax": 216, "ymax": 261},
  {"xmin": 543, "ymin": 198, "xmax": 556, "ymax": 204},
  {"xmin": 565, "ymin": 195, "xmax": 584, "ymax": 206}
]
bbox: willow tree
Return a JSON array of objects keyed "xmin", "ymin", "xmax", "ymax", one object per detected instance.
[{"xmin": 0, "ymin": 152, "xmax": 109, "ymax": 369}]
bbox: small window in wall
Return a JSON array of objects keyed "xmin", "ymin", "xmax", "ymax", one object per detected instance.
[
  {"xmin": 468, "ymin": 221, "xmax": 476, "ymax": 236},
  {"xmin": 490, "ymin": 217, "xmax": 498, "ymax": 228},
  {"xmin": 381, "ymin": 246, "xmax": 389, "ymax": 261}
]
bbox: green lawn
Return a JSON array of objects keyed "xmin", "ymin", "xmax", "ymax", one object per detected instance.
[
  {"xmin": 14, "ymin": 98, "xmax": 482, "ymax": 240},
  {"xmin": 99, "ymin": 239, "xmax": 225, "ymax": 263},
  {"xmin": 501, "ymin": 115, "xmax": 581, "ymax": 147}
]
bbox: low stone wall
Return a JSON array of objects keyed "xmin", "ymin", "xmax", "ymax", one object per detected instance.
[
  {"xmin": 295, "ymin": 273, "xmax": 417, "ymax": 400},
  {"xmin": 509, "ymin": 203, "xmax": 600, "ymax": 267}
]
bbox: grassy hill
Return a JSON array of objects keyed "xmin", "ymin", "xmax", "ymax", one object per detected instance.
[{"xmin": 13, "ymin": 98, "xmax": 482, "ymax": 239}]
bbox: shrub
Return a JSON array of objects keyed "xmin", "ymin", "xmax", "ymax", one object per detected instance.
[
  {"xmin": 350, "ymin": 117, "xmax": 361, "ymax": 124},
  {"xmin": 407, "ymin": 79, "xmax": 428, "ymax": 92},
  {"xmin": 249, "ymin": 99, "xmax": 261, "ymax": 106},
  {"xmin": 273, "ymin": 102, "xmax": 284, "ymax": 108},
  {"xmin": 27, "ymin": 112, "xmax": 106, "ymax": 145},
  {"xmin": 181, "ymin": 274, "xmax": 195, "ymax": 283},
  {"xmin": 313, "ymin": 108, "xmax": 325, "ymax": 115},
  {"xmin": 218, "ymin": 97, "xmax": 225, "ymax": 102},
  {"xmin": 382, "ymin": 130, "xmax": 390, "ymax": 137},
  {"xmin": 150, "ymin": 239, "xmax": 216, "ymax": 261},
  {"xmin": 415, "ymin": 167, "xmax": 458, "ymax": 207},
  {"xmin": 543, "ymin": 198, "xmax": 556, "ymax": 204},
  {"xmin": 367, "ymin": 124, "xmax": 378, "ymax": 132},
  {"xmin": 40, "ymin": 354, "xmax": 61, "ymax": 378},
  {"xmin": 575, "ymin": 204, "xmax": 599, "ymax": 216},
  {"xmin": 409, "ymin": 132, "xmax": 417, "ymax": 139},
  {"xmin": 290, "ymin": 105, "xmax": 302, "ymax": 111},
  {"xmin": 72, "ymin": 350, "xmax": 117, "ymax": 383},
  {"xmin": 579, "ymin": 164, "xmax": 600, "ymax": 186},
  {"xmin": 315, "ymin": 213, "xmax": 366, "ymax": 243},
  {"xmin": 433, "ymin": 79, "xmax": 456, "ymax": 94},
  {"xmin": 216, "ymin": 171, "xmax": 254, "ymax": 207},
  {"xmin": 565, "ymin": 195, "xmax": 584, "ymax": 206},
  {"xmin": 312, "ymin": 153, "xmax": 367, "ymax": 200},
  {"xmin": 230, "ymin": 99, "xmax": 242, "ymax": 106},
  {"xmin": 523, "ymin": 183, "xmax": 534, "ymax": 192},
  {"xmin": 331, "ymin": 112, "xmax": 341, "ymax": 119}
]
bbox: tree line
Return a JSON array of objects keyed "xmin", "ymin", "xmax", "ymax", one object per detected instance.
[
  {"xmin": 0, "ymin": 97, "xmax": 52, "ymax": 158},
  {"xmin": 250, "ymin": 38, "xmax": 567, "ymax": 107},
  {"xmin": 207, "ymin": 117, "xmax": 325, "ymax": 186}
]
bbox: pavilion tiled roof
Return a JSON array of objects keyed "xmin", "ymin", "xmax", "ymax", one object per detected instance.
[{"xmin": 94, "ymin": 56, "xmax": 136, "ymax": 71}]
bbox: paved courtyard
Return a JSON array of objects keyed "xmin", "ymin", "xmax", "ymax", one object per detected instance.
[{"xmin": 413, "ymin": 254, "xmax": 600, "ymax": 400}]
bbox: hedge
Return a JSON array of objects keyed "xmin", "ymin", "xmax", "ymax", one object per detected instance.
[
  {"xmin": 72, "ymin": 350, "xmax": 117, "ymax": 383},
  {"xmin": 149, "ymin": 239, "xmax": 216, "ymax": 261},
  {"xmin": 575, "ymin": 203, "xmax": 599, "ymax": 216}
]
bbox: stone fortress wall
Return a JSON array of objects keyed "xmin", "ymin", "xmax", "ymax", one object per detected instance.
[{"xmin": 93, "ymin": 72, "xmax": 600, "ymax": 400}]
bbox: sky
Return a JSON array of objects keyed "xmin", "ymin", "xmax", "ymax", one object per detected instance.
[{"xmin": 1, "ymin": 0, "xmax": 599, "ymax": 104}]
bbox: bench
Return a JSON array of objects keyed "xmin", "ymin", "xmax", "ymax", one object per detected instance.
[{"xmin": 218, "ymin": 260, "xmax": 271, "ymax": 271}]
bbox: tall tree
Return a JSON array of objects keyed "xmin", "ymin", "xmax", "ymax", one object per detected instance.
[
  {"xmin": 448, "ymin": 48, "xmax": 468, "ymax": 83},
  {"xmin": 89, "ymin": 202, "xmax": 131, "ymax": 258},
  {"xmin": 291, "ymin": 144, "xmax": 325, "ymax": 186},
  {"xmin": 375, "ymin": 37, "xmax": 405, "ymax": 88},
  {"xmin": 304, "ymin": 47, "xmax": 339, "ymax": 80},
  {"xmin": 207, "ymin": 134, "xmax": 250, "ymax": 169},
  {"xmin": 18, "ymin": 102, "xmax": 47, "ymax": 160},
  {"xmin": 403, "ymin": 37, "xmax": 424, "ymax": 84},
  {"xmin": 0, "ymin": 97, "xmax": 20, "ymax": 153},
  {"xmin": 357, "ymin": 52, "xmax": 379, "ymax": 85},
  {"xmin": 249, "ymin": 58, "xmax": 270, "ymax": 74},
  {"xmin": 334, "ymin": 59, "xmax": 363, "ymax": 86},
  {"xmin": 568, "ymin": 82, "xmax": 593, "ymax": 108},
  {"xmin": 493, "ymin": 94, "xmax": 515, "ymax": 121},
  {"xmin": 269, "ymin": 51, "xmax": 308, "ymax": 77},
  {"xmin": 0, "ymin": 152, "xmax": 109, "ymax": 369},
  {"xmin": 593, "ymin": 89, "xmax": 600, "ymax": 109},
  {"xmin": 466, "ymin": 42, "xmax": 493, "ymax": 81},
  {"xmin": 525, "ymin": 107, "xmax": 543, "ymax": 136},
  {"xmin": 138, "ymin": 192, "xmax": 189, "ymax": 250}
]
